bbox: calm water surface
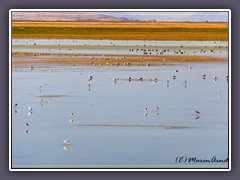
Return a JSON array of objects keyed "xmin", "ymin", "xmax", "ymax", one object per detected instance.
[
  {"xmin": 12, "ymin": 39, "xmax": 228, "ymax": 58},
  {"xmin": 12, "ymin": 62, "xmax": 228, "ymax": 168}
]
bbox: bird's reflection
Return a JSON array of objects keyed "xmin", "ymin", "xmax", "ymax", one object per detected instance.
[
  {"xmin": 28, "ymin": 111, "xmax": 32, "ymax": 116},
  {"xmin": 195, "ymin": 116, "xmax": 200, "ymax": 120},
  {"xmin": 154, "ymin": 112, "xmax": 159, "ymax": 116},
  {"xmin": 63, "ymin": 145, "xmax": 70, "ymax": 151},
  {"xmin": 69, "ymin": 117, "xmax": 74, "ymax": 123},
  {"xmin": 14, "ymin": 110, "xmax": 18, "ymax": 113},
  {"xmin": 40, "ymin": 99, "xmax": 44, "ymax": 107},
  {"xmin": 217, "ymin": 91, "xmax": 222, "ymax": 98},
  {"xmin": 144, "ymin": 112, "xmax": 148, "ymax": 116}
]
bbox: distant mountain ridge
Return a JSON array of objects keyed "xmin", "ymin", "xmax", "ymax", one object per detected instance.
[
  {"xmin": 12, "ymin": 12, "xmax": 132, "ymax": 21},
  {"xmin": 12, "ymin": 11, "xmax": 228, "ymax": 22}
]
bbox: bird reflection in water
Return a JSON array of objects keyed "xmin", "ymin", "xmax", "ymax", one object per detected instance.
[
  {"xmin": 195, "ymin": 116, "xmax": 200, "ymax": 120},
  {"xmin": 25, "ymin": 123, "xmax": 29, "ymax": 133},
  {"xmin": 63, "ymin": 145, "xmax": 70, "ymax": 151},
  {"xmin": 69, "ymin": 117, "xmax": 74, "ymax": 123},
  {"xmin": 88, "ymin": 84, "xmax": 91, "ymax": 91}
]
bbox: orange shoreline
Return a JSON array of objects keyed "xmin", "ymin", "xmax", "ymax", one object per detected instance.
[{"xmin": 12, "ymin": 52, "xmax": 227, "ymax": 67}]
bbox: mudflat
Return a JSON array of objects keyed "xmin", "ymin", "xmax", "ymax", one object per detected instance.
[{"xmin": 12, "ymin": 52, "xmax": 227, "ymax": 67}]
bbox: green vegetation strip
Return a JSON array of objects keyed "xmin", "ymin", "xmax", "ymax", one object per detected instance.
[{"xmin": 12, "ymin": 27, "xmax": 228, "ymax": 41}]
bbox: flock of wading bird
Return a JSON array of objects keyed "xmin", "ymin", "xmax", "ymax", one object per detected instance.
[
  {"xmin": 12, "ymin": 40, "xmax": 228, "ymax": 147},
  {"xmin": 12, "ymin": 39, "xmax": 227, "ymax": 67},
  {"xmin": 13, "ymin": 61, "xmax": 228, "ymax": 147}
]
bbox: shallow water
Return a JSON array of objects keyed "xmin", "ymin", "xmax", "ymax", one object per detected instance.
[
  {"xmin": 12, "ymin": 39, "xmax": 228, "ymax": 58},
  {"xmin": 12, "ymin": 62, "xmax": 229, "ymax": 168}
]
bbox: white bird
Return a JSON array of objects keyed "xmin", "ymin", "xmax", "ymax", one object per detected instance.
[
  {"xmin": 144, "ymin": 107, "xmax": 148, "ymax": 112},
  {"xmin": 13, "ymin": 104, "xmax": 18, "ymax": 108},
  {"xmin": 88, "ymin": 75, "xmax": 93, "ymax": 81},
  {"xmin": 128, "ymin": 77, "xmax": 132, "ymax": 81},
  {"xmin": 212, "ymin": 76, "xmax": 217, "ymax": 81},
  {"xmin": 113, "ymin": 78, "xmax": 117, "ymax": 83},
  {"xmin": 62, "ymin": 139, "xmax": 70, "ymax": 145},
  {"xmin": 188, "ymin": 65, "xmax": 192, "ymax": 70},
  {"xmin": 156, "ymin": 107, "xmax": 160, "ymax": 111},
  {"xmin": 28, "ymin": 106, "xmax": 32, "ymax": 111},
  {"xmin": 69, "ymin": 113, "xmax": 74, "ymax": 122},
  {"xmin": 69, "ymin": 118, "xmax": 74, "ymax": 123}
]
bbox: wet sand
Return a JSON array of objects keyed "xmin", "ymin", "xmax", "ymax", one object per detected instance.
[
  {"xmin": 37, "ymin": 95, "xmax": 70, "ymax": 98},
  {"xmin": 12, "ymin": 52, "xmax": 227, "ymax": 67},
  {"xmin": 76, "ymin": 124, "xmax": 193, "ymax": 129}
]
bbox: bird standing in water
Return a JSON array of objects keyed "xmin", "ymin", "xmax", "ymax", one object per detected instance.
[
  {"xmin": 62, "ymin": 139, "xmax": 70, "ymax": 145},
  {"xmin": 195, "ymin": 110, "xmax": 200, "ymax": 117}
]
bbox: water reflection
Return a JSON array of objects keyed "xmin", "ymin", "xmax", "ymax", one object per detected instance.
[
  {"xmin": 12, "ymin": 62, "xmax": 228, "ymax": 167},
  {"xmin": 12, "ymin": 39, "xmax": 228, "ymax": 58},
  {"xmin": 63, "ymin": 146, "xmax": 70, "ymax": 151},
  {"xmin": 69, "ymin": 117, "xmax": 74, "ymax": 123},
  {"xmin": 195, "ymin": 116, "xmax": 200, "ymax": 120}
]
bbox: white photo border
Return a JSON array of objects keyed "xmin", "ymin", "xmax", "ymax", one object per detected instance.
[{"xmin": 9, "ymin": 9, "xmax": 231, "ymax": 171}]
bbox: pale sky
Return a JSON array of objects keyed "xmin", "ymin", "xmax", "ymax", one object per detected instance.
[{"xmin": 12, "ymin": 11, "xmax": 229, "ymax": 22}]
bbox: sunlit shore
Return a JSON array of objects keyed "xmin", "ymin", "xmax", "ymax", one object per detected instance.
[{"xmin": 12, "ymin": 52, "xmax": 227, "ymax": 67}]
